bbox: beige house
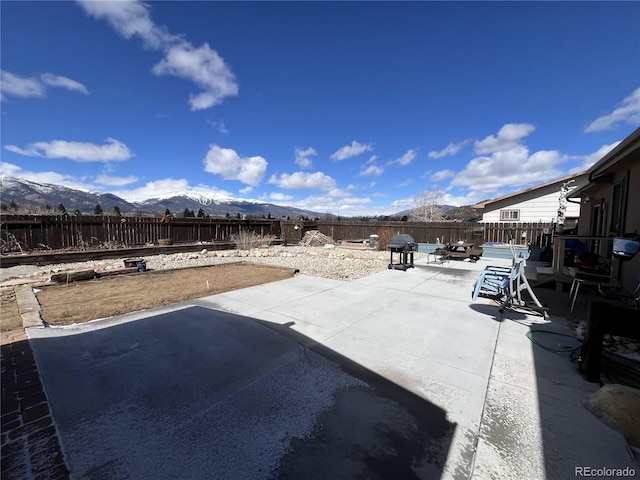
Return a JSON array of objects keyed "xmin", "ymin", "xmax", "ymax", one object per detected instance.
[{"xmin": 567, "ymin": 127, "xmax": 640, "ymax": 290}]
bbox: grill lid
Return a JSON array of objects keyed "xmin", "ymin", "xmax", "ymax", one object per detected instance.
[{"xmin": 388, "ymin": 234, "xmax": 417, "ymax": 251}]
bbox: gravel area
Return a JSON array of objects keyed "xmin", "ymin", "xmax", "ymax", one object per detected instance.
[{"xmin": 0, "ymin": 246, "xmax": 429, "ymax": 285}]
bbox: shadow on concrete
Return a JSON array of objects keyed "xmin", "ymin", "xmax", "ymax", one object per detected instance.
[
  {"xmin": 29, "ymin": 306, "xmax": 455, "ymax": 479},
  {"xmin": 467, "ymin": 303, "xmax": 529, "ymax": 322}
]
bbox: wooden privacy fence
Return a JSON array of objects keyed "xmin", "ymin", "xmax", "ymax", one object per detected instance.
[
  {"xmin": 1, "ymin": 215, "xmax": 554, "ymax": 251},
  {"xmin": 314, "ymin": 221, "xmax": 553, "ymax": 247},
  {"xmin": 0, "ymin": 215, "xmax": 281, "ymax": 251}
]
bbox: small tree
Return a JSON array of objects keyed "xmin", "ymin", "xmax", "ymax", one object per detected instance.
[
  {"xmin": 410, "ymin": 188, "xmax": 445, "ymax": 222},
  {"xmin": 9, "ymin": 200, "xmax": 18, "ymax": 211},
  {"xmin": 197, "ymin": 208, "xmax": 205, "ymax": 218},
  {"xmin": 57, "ymin": 203, "xmax": 67, "ymax": 214},
  {"xmin": 112, "ymin": 205, "xmax": 121, "ymax": 216},
  {"xmin": 94, "ymin": 204, "xmax": 103, "ymax": 215}
]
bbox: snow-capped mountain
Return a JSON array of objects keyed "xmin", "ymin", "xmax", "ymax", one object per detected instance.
[
  {"xmin": 0, "ymin": 176, "xmax": 138, "ymax": 213},
  {"xmin": 0, "ymin": 176, "xmax": 323, "ymax": 218}
]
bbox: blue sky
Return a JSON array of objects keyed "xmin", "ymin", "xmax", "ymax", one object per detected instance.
[{"xmin": 1, "ymin": 1, "xmax": 639, "ymax": 216}]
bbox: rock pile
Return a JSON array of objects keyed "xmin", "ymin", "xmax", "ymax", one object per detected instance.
[{"xmin": 298, "ymin": 230, "xmax": 336, "ymax": 247}]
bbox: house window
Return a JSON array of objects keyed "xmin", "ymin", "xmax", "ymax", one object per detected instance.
[{"xmin": 500, "ymin": 210, "xmax": 520, "ymax": 221}]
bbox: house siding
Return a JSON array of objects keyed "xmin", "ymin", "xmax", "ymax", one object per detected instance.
[
  {"xmin": 576, "ymin": 144, "xmax": 640, "ymax": 290},
  {"xmin": 480, "ymin": 183, "xmax": 582, "ymax": 223}
]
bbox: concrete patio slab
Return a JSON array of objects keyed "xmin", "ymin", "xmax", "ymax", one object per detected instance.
[
  {"xmin": 320, "ymin": 332, "xmax": 489, "ymax": 480},
  {"xmin": 267, "ymin": 282, "xmax": 406, "ymax": 332},
  {"xmin": 25, "ymin": 261, "xmax": 639, "ymax": 479},
  {"xmin": 202, "ymin": 274, "xmax": 345, "ymax": 312},
  {"xmin": 472, "ymin": 377, "xmax": 635, "ymax": 480},
  {"xmin": 28, "ymin": 306, "xmax": 456, "ymax": 479}
]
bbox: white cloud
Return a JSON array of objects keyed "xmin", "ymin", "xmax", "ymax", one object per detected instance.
[
  {"xmin": 207, "ymin": 118, "xmax": 229, "ymax": 134},
  {"xmin": 359, "ymin": 165, "xmax": 383, "ymax": 177},
  {"xmin": 474, "ymin": 123, "xmax": 535, "ymax": 154},
  {"xmin": 115, "ymin": 178, "xmax": 188, "ymax": 202},
  {"xmin": 428, "ymin": 140, "xmax": 470, "ymax": 159},
  {"xmin": 4, "ymin": 138, "xmax": 133, "ymax": 162},
  {"xmin": 569, "ymin": 141, "xmax": 621, "ymax": 173},
  {"xmin": 203, "ymin": 144, "xmax": 267, "ymax": 186},
  {"xmin": 330, "ymin": 141, "xmax": 372, "ymax": 161},
  {"xmin": 77, "ymin": 0, "xmax": 175, "ymax": 48},
  {"xmin": 1, "ymin": 71, "xmax": 45, "ymax": 99},
  {"xmin": 152, "ymin": 43, "xmax": 238, "ymax": 110},
  {"xmin": 294, "ymin": 192, "xmax": 372, "ymax": 215},
  {"xmin": 0, "ymin": 162, "xmax": 94, "ymax": 191},
  {"xmin": 95, "ymin": 174, "xmax": 138, "ymax": 186},
  {"xmin": 394, "ymin": 179, "xmax": 412, "ymax": 188},
  {"xmin": 239, "ymin": 186, "xmax": 253, "ymax": 194},
  {"xmin": 431, "ymin": 170, "xmax": 455, "ymax": 182},
  {"xmin": 39, "ymin": 73, "xmax": 89, "ymax": 95},
  {"xmin": 585, "ymin": 87, "xmax": 640, "ymax": 132},
  {"xmin": 0, "ymin": 70, "xmax": 88, "ymax": 100},
  {"xmin": 387, "ymin": 149, "xmax": 417, "ymax": 166},
  {"xmin": 111, "ymin": 178, "xmax": 234, "ymax": 203},
  {"xmin": 452, "ymin": 144, "xmax": 564, "ymax": 192},
  {"xmin": 441, "ymin": 190, "xmax": 486, "ymax": 208},
  {"xmin": 268, "ymin": 171, "xmax": 336, "ymax": 190},
  {"xmin": 0, "ymin": 162, "xmax": 22, "ymax": 176},
  {"xmin": 387, "ymin": 196, "xmax": 415, "ymax": 212},
  {"xmin": 268, "ymin": 192, "xmax": 294, "ymax": 202},
  {"xmin": 78, "ymin": 0, "xmax": 237, "ymax": 111},
  {"xmin": 294, "ymin": 147, "xmax": 317, "ymax": 169}
]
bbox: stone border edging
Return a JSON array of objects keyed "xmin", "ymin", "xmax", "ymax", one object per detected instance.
[{"xmin": 15, "ymin": 285, "xmax": 46, "ymax": 329}]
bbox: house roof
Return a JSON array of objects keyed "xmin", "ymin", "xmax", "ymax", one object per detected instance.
[
  {"xmin": 568, "ymin": 126, "xmax": 640, "ymax": 198},
  {"xmin": 587, "ymin": 127, "xmax": 640, "ymax": 179},
  {"xmin": 473, "ymin": 171, "xmax": 587, "ymax": 210}
]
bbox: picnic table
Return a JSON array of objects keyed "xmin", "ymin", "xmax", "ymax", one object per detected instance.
[{"xmin": 434, "ymin": 243, "xmax": 482, "ymax": 263}]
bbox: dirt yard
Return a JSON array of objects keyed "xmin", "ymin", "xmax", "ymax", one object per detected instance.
[{"xmin": 1, "ymin": 262, "xmax": 295, "ymax": 329}]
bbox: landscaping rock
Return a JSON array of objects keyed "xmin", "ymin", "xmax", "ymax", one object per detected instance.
[
  {"xmin": 584, "ymin": 383, "xmax": 640, "ymax": 447},
  {"xmin": 298, "ymin": 230, "xmax": 335, "ymax": 247}
]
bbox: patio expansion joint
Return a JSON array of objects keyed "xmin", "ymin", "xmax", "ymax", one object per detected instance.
[{"xmin": 467, "ymin": 311, "xmax": 504, "ymax": 479}]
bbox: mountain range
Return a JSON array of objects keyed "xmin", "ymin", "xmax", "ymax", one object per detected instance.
[
  {"xmin": 1, "ymin": 176, "xmax": 480, "ymax": 221},
  {"xmin": 0, "ymin": 176, "xmax": 324, "ymax": 219}
]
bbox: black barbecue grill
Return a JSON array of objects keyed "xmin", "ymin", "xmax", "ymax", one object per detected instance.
[{"xmin": 388, "ymin": 234, "xmax": 417, "ymax": 270}]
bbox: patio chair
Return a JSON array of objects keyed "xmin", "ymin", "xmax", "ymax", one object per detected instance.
[
  {"xmin": 472, "ymin": 254, "xmax": 549, "ymax": 317},
  {"xmin": 472, "ymin": 260, "xmax": 521, "ymax": 302}
]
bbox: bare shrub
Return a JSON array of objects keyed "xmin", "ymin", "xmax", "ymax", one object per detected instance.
[
  {"xmin": 230, "ymin": 231, "xmax": 277, "ymax": 250},
  {"xmin": 375, "ymin": 228, "xmax": 396, "ymax": 251},
  {"xmin": 73, "ymin": 231, "xmax": 124, "ymax": 251},
  {"xmin": 0, "ymin": 232, "xmax": 24, "ymax": 254}
]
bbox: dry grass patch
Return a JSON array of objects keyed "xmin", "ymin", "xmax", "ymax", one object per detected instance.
[
  {"xmin": 1, "ymin": 286, "xmax": 22, "ymax": 331},
  {"xmin": 37, "ymin": 262, "xmax": 295, "ymax": 326}
]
